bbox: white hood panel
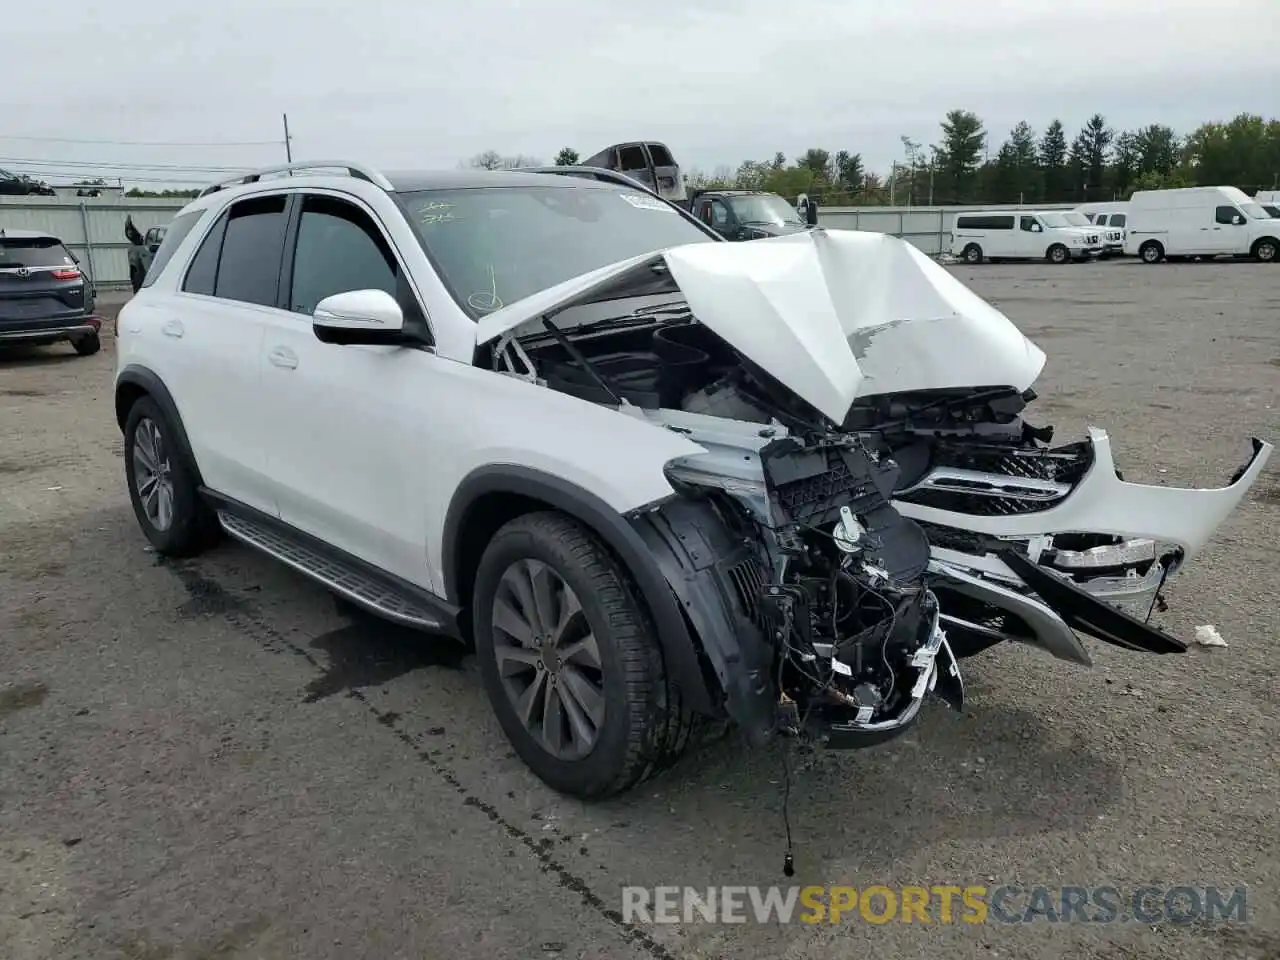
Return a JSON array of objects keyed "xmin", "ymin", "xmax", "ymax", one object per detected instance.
[{"xmin": 475, "ymin": 229, "xmax": 1046, "ymax": 423}]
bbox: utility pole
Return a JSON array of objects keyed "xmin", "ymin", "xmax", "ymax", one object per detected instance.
[{"xmin": 282, "ymin": 113, "xmax": 293, "ymax": 162}]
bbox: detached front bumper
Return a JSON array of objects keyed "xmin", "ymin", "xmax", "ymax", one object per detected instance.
[{"xmin": 897, "ymin": 430, "xmax": 1273, "ymax": 659}]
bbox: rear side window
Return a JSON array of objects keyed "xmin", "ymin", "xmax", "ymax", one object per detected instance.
[
  {"xmin": 956, "ymin": 215, "xmax": 1014, "ymax": 230},
  {"xmin": 212, "ymin": 195, "xmax": 289, "ymax": 306},
  {"xmin": 0, "ymin": 236, "xmax": 75, "ymax": 268},
  {"xmin": 140, "ymin": 209, "xmax": 204, "ymax": 289},
  {"xmin": 648, "ymin": 144, "xmax": 675, "ymax": 166},
  {"xmin": 1111, "ymin": 213, "xmax": 1127, "ymax": 226},
  {"xmin": 288, "ymin": 195, "xmax": 398, "ymax": 314}
]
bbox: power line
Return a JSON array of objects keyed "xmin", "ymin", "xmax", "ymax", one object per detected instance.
[
  {"xmin": 0, "ymin": 134, "xmax": 282, "ymax": 147},
  {"xmin": 1, "ymin": 156, "xmax": 251, "ymax": 174}
]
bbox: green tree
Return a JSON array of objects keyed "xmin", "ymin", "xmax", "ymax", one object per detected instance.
[
  {"xmin": 934, "ymin": 109, "xmax": 986, "ymax": 202},
  {"xmin": 771, "ymin": 151, "xmax": 787, "ymax": 170},
  {"xmin": 1133, "ymin": 124, "xmax": 1180, "ymax": 178},
  {"xmin": 1038, "ymin": 119, "xmax": 1068, "ymax": 200},
  {"xmin": 834, "ymin": 150, "xmax": 864, "ymax": 193},
  {"xmin": 554, "ymin": 147, "xmax": 579, "ymax": 166},
  {"xmin": 1081, "ymin": 114, "xmax": 1114, "ymax": 196},
  {"xmin": 1110, "ymin": 131, "xmax": 1140, "ymax": 195},
  {"xmin": 797, "ymin": 148, "xmax": 833, "ymax": 182}
]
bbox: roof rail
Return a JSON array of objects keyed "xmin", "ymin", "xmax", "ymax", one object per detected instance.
[{"xmin": 196, "ymin": 160, "xmax": 394, "ymax": 198}]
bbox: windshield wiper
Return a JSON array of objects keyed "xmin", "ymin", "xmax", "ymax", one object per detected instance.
[{"xmin": 541, "ymin": 316, "xmax": 622, "ymax": 405}]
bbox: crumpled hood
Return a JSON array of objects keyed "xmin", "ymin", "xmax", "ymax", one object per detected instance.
[{"xmin": 475, "ymin": 228, "xmax": 1046, "ymax": 423}]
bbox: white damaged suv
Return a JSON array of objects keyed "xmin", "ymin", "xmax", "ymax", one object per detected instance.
[{"xmin": 114, "ymin": 161, "xmax": 1272, "ymax": 799}]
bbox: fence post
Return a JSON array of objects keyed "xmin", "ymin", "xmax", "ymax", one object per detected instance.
[{"xmin": 77, "ymin": 200, "xmax": 98, "ymax": 292}]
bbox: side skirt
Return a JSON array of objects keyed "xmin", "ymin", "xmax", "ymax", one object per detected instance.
[{"xmin": 199, "ymin": 489, "xmax": 463, "ymax": 640}]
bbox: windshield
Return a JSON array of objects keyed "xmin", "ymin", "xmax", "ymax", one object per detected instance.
[
  {"xmin": 726, "ymin": 194, "xmax": 802, "ymax": 226},
  {"xmin": 0, "ymin": 237, "xmax": 75, "ymax": 268},
  {"xmin": 400, "ymin": 185, "xmax": 713, "ymax": 317},
  {"xmin": 1238, "ymin": 201, "xmax": 1270, "ymax": 220},
  {"xmin": 1061, "ymin": 212, "xmax": 1091, "ymax": 227},
  {"xmin": 1037, "ymin": 213, "xmax": 1072, "ymax": 228}
]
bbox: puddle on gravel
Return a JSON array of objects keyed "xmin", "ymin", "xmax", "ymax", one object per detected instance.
[{"xmin": 302, "ymin": 614, "xmax": 466, "ymax": 703}]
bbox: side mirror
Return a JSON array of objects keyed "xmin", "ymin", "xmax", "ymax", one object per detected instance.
[
  {"xmin": 1032, "ymin": 223, "xmax": 1042, "ymax": 233},
  {"xmin": 1233, "ymin": 215, "xmax": 1244, "ymax": 225},
  {"xmin": 312, "ymin": 289, "xmax": 410, "ymax": 346}
]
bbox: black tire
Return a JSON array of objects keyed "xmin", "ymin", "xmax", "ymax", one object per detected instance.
[
  {"xmin": 123, "ymin": 396, "xmax": 219, "ymax": 557},
  {"xmin": 1252, "ymin": 237, "xmax": 1278, "ymax": 263},
  {"xmin": 1139, "ymin": 240, "xmax": 1164, "ymax": 264},
  {"xmin": 961, "ymin": 243, "xmax": 983, "ymax": 264},
  {"xmin": 71, "ymin": 332, "xmax": 100, "ymax": 356},
  {"xmin": 1047, "ymin": 244, "xmax": 1069, "ymax": 264},
  {"xmin": 472, "ymin": 511, "xmax": 695, "ymax": 799}
]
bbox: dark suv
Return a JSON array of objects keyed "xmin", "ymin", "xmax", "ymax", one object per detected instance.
[{"xmin": 0, "ymin": 230, "xmax": 102, "ymax": 356}]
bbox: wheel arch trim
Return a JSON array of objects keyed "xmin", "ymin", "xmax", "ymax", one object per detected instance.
[
  {"xmin": 114, "ymin": 364, "xmax": 203, "ymax": 486},
  {"xmin": 441, "ymin": 464, "xmax": 718, "ymax": 716}
]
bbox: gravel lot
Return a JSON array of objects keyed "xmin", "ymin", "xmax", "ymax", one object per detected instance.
[{"xmin": 2, "ymin": 260, "xmax": 1277, "ymax": 960}]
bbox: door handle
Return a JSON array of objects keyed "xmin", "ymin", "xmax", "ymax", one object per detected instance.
[
  {"xmin": 268, "ymin": 346, "xmax": 298, "ymax": 369},
  {"xmin": 161, "ymin": 319, "xmax": 184, "ymax": 338}
]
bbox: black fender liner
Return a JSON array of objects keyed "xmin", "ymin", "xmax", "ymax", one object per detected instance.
[
  {"xmin": 630, "ymin": 496, "xmax": 776, "ymax": 743},
  {"xmin": 441, "ymin": 466, "xmax": 720, "ymax": 717},
  {"xmin": 114, "ymin": 364, "xmax": 203, "ymax": 486}
]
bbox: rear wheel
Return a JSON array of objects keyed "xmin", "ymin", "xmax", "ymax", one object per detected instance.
[
  {"xmin": 123, "ymin": 396, "xmax": 219, "ymax": 556},
  {"xmin": 472, "ymin": 511, "xmax": 695, "ymax": 799},
  {"xmin": 72, "ymin": 332, "xmax": 100, "ymax": 356},
  {"xmin": 1047, "ymin": 244, "xmax": 1069, "ymax": 264},
  {"xmin": 1252, "ymin": 237, "xmax": 1278, "ymax": 262},
  {"xmin": 961, "ymin": 243, "xmax": 983, "ymax": 264},
  {"xmin": 1139, "ymin": 240, "xmax": 1164, "ymax": 264}
]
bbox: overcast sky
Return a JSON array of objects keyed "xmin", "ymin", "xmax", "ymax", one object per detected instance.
[{"xmin": 3, "ymin": 0, "xmax": 1275, "ymax": 188}]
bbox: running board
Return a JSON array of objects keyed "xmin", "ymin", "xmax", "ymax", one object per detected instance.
[{"xmin": 215, "ymin": 508, "xmax": 459, "ymax": 635}]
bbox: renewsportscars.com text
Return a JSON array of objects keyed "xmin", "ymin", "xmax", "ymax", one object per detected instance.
[{"xmin": 621, "ymin": 885, "xmax": 1248, "ymax": 925}]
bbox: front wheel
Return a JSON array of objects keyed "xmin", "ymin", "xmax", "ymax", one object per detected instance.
[
  {"xmin": 1252, "ymin": 238, "xmax": 1278, "ymax": 263},
  {"xmin": 472, "ymin": 512, "xmax": 695, "ymax": 799},
  {"xmin": 1139, "ymin": 240, "xmax": 1165, "ymax": 264},
  {"xmin": 1047, "ymin": 244, "xmax": 1069, "ymax": 264}
]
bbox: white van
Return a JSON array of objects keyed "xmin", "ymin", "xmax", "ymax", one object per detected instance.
[
  {"xmin": 951, "ymin": 210, "xmax": 1102, "ymax": 264},
  {"xmin": 1075, "ymin": 201, "xmax": 1130, "ymax": 256},
  {"xmin": 1061, "ymin": 209, "xmax": 1124, "ymax": 258},
  {"xmin": 1123, "ymin": 186, "xmax": 1279, "ymax": 263},
  {"xmin": 1254, "ymin": 190, "xmax": 1280, "ymax": 219}
]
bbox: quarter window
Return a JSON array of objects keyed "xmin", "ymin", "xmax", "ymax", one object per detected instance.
[
  {"xmin": 289, "ymin": 195, "xmax": 398, "ymax": 315},
  {"xmin": 139, "ymin": 209, "xmax": 204, "ymax": 289}
]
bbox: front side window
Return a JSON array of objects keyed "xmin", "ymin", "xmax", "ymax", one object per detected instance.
[
  {"xmin": 212, "ymin": 195, "xmax": 288, "ymax": 306},
  {"xmin": 289, "ymin": 195, "xmax": 398, "ymax": 315},
  {"xmin": 400, "ymin": 184, "xmax": 714, "ymax": 318},
  {"xmin": 710, "ymin": 199, "xmax": 732, "ymax": 227},
  {"xmin": 1215, "ymin": 205, "xmax": 1242, "ymax": 225},
  {"xmin": 1020, "ymin": 216, "xmax": 1041, "ymax": 232},
  {"xmin": 140, "ymin": 208, "xmax": 204, "ymax": 289}
]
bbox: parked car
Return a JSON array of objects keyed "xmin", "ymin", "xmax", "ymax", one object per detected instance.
[
  {"xmin": 0, "ymin": 229, "xmax": 102, "ymax": 355},
  {"xmin": 1252, "ymin": 191, "xmax": 1279, "ymax": 219},
  {"xmin": 125, "ymin": 216, "xmax": 168, "ymax": 292},
  {"xmin": 951, "ymin": 210, "xmax": 1102, "ymax": 263},
  {"xmin": 578, "ymin": 141, "xmax": 686, "ymax": 204},
  {"xmin": 686, "ymin": 189, "xmax": 811, "ymax": 240},
  {"xmin": 113, "ymin": 161, "xmax": 1271, "ymax": 799},
  {"xmin": 0, "ymin": 168, "xmax": 55, "ymax": 196},
  {"xmin": 1124, "ymin": 186, "xmax": 1279, "ymax": 263},
  {"xmin": 1062, "ymin": 210, "xmax": 1124, "ymax": 257}
]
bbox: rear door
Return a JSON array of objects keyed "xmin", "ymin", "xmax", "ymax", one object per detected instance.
[
  {"xmin": 644, "ymin": 142, "xmax": 685, "ymax": 202},
  {"xmin": 163, "ymin": 193, "xmax": 290, "ymax": 514},
  {"xmin": 0, "ymin": 236, "xmax": 89, "ymax": 334}
]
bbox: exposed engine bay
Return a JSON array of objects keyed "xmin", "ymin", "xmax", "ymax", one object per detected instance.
[{"xmin": 479, "ymin": 234, "xmax": 1272, "ymax": 744}]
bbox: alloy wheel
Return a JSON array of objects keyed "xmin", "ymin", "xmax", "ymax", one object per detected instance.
[
  {"xmin": 491, "ymin": 558, "xmax": 605, "ymax": 761},
  {"xmin": 132, "ymin": 417, "xmax": 175, "ymax": 531}
]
